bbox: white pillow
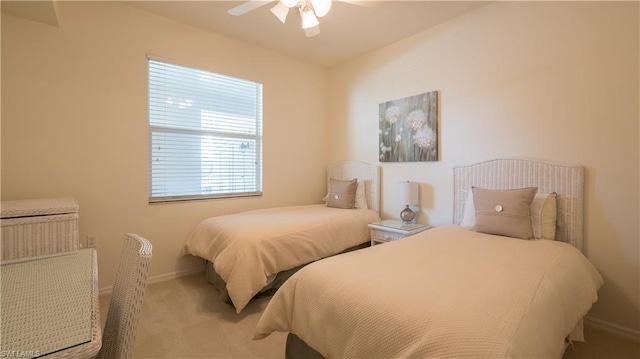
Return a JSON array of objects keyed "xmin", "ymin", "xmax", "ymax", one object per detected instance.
[
  {"xmin": 530, "ymin": 192, "xmax": 557, "ymax": 240},
  {"xmin": 461, "ymin": 191, "xmax": 476, "ymax": 227},
  {"xmin": 354, "ymin": 181, "xmax": 368, "ymax": 210},
  {"xmin": 323, "ymin": 181, "xmax": 368, "ymax": 210},
  {"xmin": 461, "ymin": 190, "xmax": 557, "ymax": 240}
]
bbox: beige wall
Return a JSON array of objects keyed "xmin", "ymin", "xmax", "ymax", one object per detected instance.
[
  {"xmin": 1, "ymin": 2, "xmax": 329, "ymax": 288},
  {"xmin": 328, "ymin": 2, "xmax": 639, "ymax": 333}
]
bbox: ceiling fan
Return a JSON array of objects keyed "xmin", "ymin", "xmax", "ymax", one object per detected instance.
[{"xmin": 227, "ymin": 0, "xmax": 344, "ymax": 37}]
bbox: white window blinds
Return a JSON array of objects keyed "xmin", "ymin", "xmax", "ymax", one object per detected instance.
[{"xmin": 148, "ymin": 59, "xmax": 263, "ymax": 202}]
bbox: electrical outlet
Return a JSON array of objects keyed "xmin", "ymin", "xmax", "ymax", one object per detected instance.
[{"xmin": 87, "ymin": 235, "xmax": 97, "ymax": 248}]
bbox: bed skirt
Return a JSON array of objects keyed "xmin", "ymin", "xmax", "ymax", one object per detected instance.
[
  {"xmin": 286, "ymin": 333, "xmax": 325, "ymax": 359},
  {"xmin": 206, "ymin": 241, "xmax": 371, "ymax": 307},
  {"xmin": 284, "ymin": 332, "xmax": 575, "ymax": 359}
]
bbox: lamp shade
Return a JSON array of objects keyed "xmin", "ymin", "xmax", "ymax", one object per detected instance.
[
  {"xmin": 399, "ymin": 181, "xmax": 419, "ymax": 206},
  {"xmin": 304, "ymin": 25, "xmax": 320, "ymax": 37},
  {"xmin": 301, "ymin": 7, "xmax": 319, "ymax": 29}
]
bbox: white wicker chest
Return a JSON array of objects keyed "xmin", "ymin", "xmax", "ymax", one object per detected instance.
[{"xmin": 1, "ymin": 197, "xmax": 80, "ymax": 260}]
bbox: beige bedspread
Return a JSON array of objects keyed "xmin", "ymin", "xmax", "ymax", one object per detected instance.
[
  {"xmin": 254, "ymin": 225, "xmax": 603, "ymax": 358},
  {"xmin": 182, "ymin": 204, "xmax": 380, "ymax": 313}
]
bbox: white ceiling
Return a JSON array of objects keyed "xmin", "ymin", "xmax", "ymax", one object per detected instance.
[
  {"xmin": 1, "ymin": 1, "xmax": 491, "ymax": 68},
  {"xmin": 124, "ymin": 1, "xmax": 491, "ymax": 68}
]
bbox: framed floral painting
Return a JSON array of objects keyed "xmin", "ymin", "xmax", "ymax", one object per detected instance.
[{"xmin": 379, "ymin": 91, "xmax": 438, "ymax": 162}]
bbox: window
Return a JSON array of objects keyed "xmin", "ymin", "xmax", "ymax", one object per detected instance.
[{"xmin": 148, "ymin": 58, "xmax": 263, "ymax": 203}]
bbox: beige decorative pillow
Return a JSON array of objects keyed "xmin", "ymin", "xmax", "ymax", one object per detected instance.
[
  {"xmin": 462, "ymin": 191, "xmax": 558, "ymax": 240},
  {"xmin": 322, "ymin": 181, "xmax": 368, "ymax": 209},
  {"xmin": 471, "ymin": 187, "xmax": 538, "ymax": 240},
  {"xmin": 326, "ymin": 178, "xmax": 358, "ymax": 209}
]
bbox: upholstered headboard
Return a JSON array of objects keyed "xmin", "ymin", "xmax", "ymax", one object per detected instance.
[
  {"xmin": 327, "ymin": 161, "xmax": 381, "ymax": 215},
  {"xmin": 453, "ymin": 158, "xmax": 585, "ymax": 251}
]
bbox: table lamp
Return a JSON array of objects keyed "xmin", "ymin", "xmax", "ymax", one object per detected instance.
[{"xmin": 399, "ymin": 181, "xmax": 419, "ymax": 224}]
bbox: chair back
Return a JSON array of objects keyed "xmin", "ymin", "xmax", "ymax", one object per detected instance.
[{"xmin": 97, "ymin": 233, "xmax": 152, "ymax": 359}]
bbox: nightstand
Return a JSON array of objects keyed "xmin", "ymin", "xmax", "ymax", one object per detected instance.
[{"xmin": 368, "ymin": 220, "xmax": 432, "ymax": 246}]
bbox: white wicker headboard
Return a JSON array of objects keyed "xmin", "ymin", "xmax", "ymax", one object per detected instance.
[
  {"xmin": 453, "ymin": 158, "xmax": 585, "ymax": 251},
  {"xmin": 327, "ymin": 161, "xmax": 381, "ymax": 214}
]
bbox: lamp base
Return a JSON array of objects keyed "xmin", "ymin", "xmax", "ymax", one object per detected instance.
[{"xmin": 400, "ymin": 205, "xmax": 415, "ymax": 224}]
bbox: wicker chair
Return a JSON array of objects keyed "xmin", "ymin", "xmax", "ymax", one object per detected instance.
[{"xmin": 96, "ymin": 233, "xmax": 153, "ymax": 359}]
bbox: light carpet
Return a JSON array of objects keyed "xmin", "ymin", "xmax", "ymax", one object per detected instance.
[{"xmin": 99, "ymin": 272, "xmax": 638, "ymax": 358}]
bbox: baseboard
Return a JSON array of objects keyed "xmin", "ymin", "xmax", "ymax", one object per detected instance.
[
  {"xmin": 584, "ymin": 316, "xmax": 640, "ymax": 342},
  {"xmin": 99, "ymin": 266, "xmax": 205, "ymax": 296}
]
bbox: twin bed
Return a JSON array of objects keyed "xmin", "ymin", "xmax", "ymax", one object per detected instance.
[
  {"xmin": 182, "ymin": 158, "xmax": 602, "ymax": 358},
  {"xmin": 252, "ymin": 158, "xmax": 603, "ymax": 358},
  {"xmin": 182, "ymin": 160, "xmax": 381, "ymax": 313}
]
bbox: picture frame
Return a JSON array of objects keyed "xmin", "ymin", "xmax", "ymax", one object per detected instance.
[{"xmin": 378, "ymin": 91, "xmax": 439, "ymax": 162}]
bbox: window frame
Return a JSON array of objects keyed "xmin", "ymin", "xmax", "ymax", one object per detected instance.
[{"xmin": 147, "ymin": 57, "xmax": 263, "ymax": 204}]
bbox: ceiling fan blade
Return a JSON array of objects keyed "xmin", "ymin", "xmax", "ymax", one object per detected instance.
[
  {"xmin": 227, "ymin": 1, "xmax": 273, "ymax": 16},
  {"xmin": 270, "ymin": 2, "xmax": 289, "ymax": 23},
  {"xmin": 311, "ymin": 0, "xmax": 332, "ymax": 17},
  {"xmin": 337, "ymin": 0, "xmax": 376, "ymax": 8},
  {"xmin": 305, "ymin": 25, "xmax": 320, "ymax": 37}
]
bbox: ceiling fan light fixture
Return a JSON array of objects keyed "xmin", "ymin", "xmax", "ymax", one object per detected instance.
[
  {"xmin": 270, "ymin": 2, "xmax": 289, "ymax": 23},
  {"xmin": 311, "ymin": 0, "xmax": 332, "ymax": 18},
  {"xmin": 280, "ymin": 0, "xmax": 299, "ymax": 8},
  {"xmin": 304, "ymin": 25, "xmax": 320, "ymax": 37},
  {"xmin": 301, "ymin": 7, "xmax": 319, "ymax": 29}
]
